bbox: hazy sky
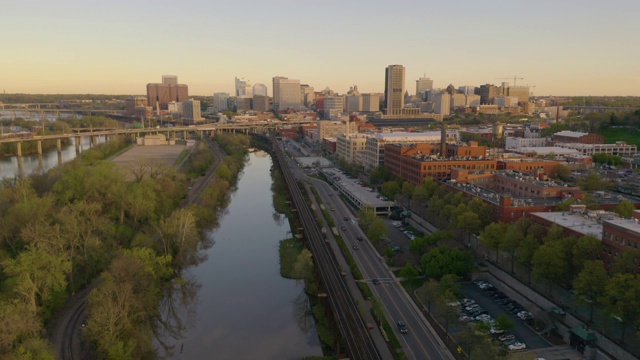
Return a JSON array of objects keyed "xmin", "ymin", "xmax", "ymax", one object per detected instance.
[{"xmin": 2, "ymin": 0, "xmax": 640, "ymax": 96}]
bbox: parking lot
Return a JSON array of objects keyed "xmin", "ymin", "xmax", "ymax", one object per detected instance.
[{"xmin": 459, "ymin": 281, "xmax": 552, "ymax": 351}]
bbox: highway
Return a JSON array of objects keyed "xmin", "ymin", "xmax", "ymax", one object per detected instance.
[{"xmin": 281, "ymin": 138, "xmax": 453, "ymax": 360}]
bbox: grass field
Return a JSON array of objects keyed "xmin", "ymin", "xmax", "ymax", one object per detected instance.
[{"xmin": 601, "ymin": 127, "xmax": 640, "ymax": 147}]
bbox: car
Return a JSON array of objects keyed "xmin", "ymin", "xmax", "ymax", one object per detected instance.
[
  {"xmin": 331, "ymin": 207, "xmax": 336, "ymax": 211},
  {"xmin": 391, "ymin": 245, "xmax": 402, "ymax": 252},
  {"xmin": 459, "ymin": 315, "xmax": 474, "ymax": 322},
  {"xmin": 447, "ymin": 301, "xmax": 461, "ymax": 307},
  {"xmin": 490, "ymin": 327, "xmax": 505, "ymax": 334},
  {"xmin": 352, "ymin": 244, "xmax": 359, "ymax": 250},
  {"xmin": 372, "ymin": 278, "xmax": 380, "ymax": 285},
  {"xmin": 357, "ymin": 235, "xmax": 363, "ymax": 241},
  {"xmin": 461, "ymin": 298, "xmax": 476, "ymax": 306},
  {"xmin": 341, "ymin": 226, "xmax": 347, "ymax": 231},
  {"xmin": 475, "ymin": 314, "xmax": 492, "ymax": 322},
  {"xmin": 498, "ymin": 334, "xmax": 515, "ymax": 342},
  {"xmin": 328, "ymin": 193, "xmax": 333, "ymax": 196},
  {"xmin": 508, "ymin": 342, "xmax": 526, "ymax": 351},
  {"xmin": 396, "ymin": 320, "xmax": 408, "ymax": 334},
  {"xmin": 344, "ymin": 216, "xmax": 349, "ymax": 221}
]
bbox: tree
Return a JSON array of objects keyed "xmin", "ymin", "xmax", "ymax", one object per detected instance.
[
  {"xmin": 292, "ymin": 249, "xmax": 315, "ymax": 282},
  {"xmin": 436, "ymin": 290, "xmax": 461, "ymax": 335},
  {"xmin": 365, "ymin": 215, "xmax": 388, "ymax": 244},
  {"xmin": 543, "ymin": 224, "xmax": 565, "ymax": 244},
  {"xmin": 494, "ymin": 312, "xmax": 515, "ymax": 333},
  {"xmin": 614, "ymin": 200, "xmax": 636, "ymax": 219},
  {"xmin": 456, "ymin": 211, "xmax": 481, "ymax": 245},
  {"xmin": 480, "ymin": 222, "xmax": 507, "ymax": 263},
  {"xmin": 398, "ymin": 263, "xmax": 419, "ymax": 282},
  {"xmin": 421, "ymin": 246, "xmax": 473, "ymax": 279},
  {"xmin": 155, "ymin": 208, "xmax": 202, "ymax": 268},
  {"xmin": 532, "ymin": 242, "xmax": 566, "ymax": 294},
  {"xmin": 2, "ymin": 246, "xmax": 71, "ymax": 312},
  {"xmin": 549, "ymin": 164, "xmax": 571, "ymax": 182},
  {"xmin": 601, "ymin": 273, "xmax": 640, "ymax": 343},
  {"xmin": 573, "ymin": 260, "xmax": 608, "ymax": 322},
  {"xmin": 612, "ymin": 249, "xmax": 640, "ymax": 275},
  {"xmin": 380, "ymin": 181, "xmax": 400, "ymax": 200},
  {"xmin": 570, "ymin": 235, "xmax": 602, "ymax": 279},
  {"xmin": 516, "ymin": 234, "xmax": 540, "ymax": 284},
  {"xmin": 439, "ymin": 274, "xmax": 460, "ymax": 296},
  {"xmin": 580, "ymin": 172, "xmax": 609, "ymax": 191},
  {"xmin": 401, "ymin": 182, "xmax": 415, "ymax": 206},
  {"xmin": 0, "ymin": 300, "xmax": 43, "ymax": 354},
  {"xmin": 416, "ymin": 279, "xmax": 439, "ymax": 312},
  {"xmin": 502, "ymin": 225, "xmax": 524, "ymax": 273}
]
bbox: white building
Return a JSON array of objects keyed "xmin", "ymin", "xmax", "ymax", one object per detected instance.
[
  {"xmin": 458, "ymin": 85, "xmax": 475, "ymax": 96},
  {"xmin": 451, "ymin": 94, "xmax": 466, "ymax": 110},
  {"xmin": 466, "ymin": 94, "xmax": 481, "ymax": 107},
  {"xmin": 494, "ymin": 96, "xmax": 519, "ymax": 108},
  {"xmin": 345, "ymin": 95, "xmax": 362, "ymax": 113},
  {"xmin": 252, "ymin": 83, "xmax": 268, "ymax": 97},
  {"xmin": 505, "ymin": 136, "xmax": 548, "ymax": 150},
  {"xmin": 433, "ymin": 92, "xmax": 450, "ymax": 115},
  {"xmin": 554, "ymin": 142, "xmax": 637, "ymax": 157},
  {"xmin": 316, "ymin": 120, "xmax": 357, "ymax": 141},
  {"xmin": 336, "ymin": 133, "xmax": 370, "ymax": 163},
  {"xmin": 324, "ymin": 96, "xmax": 345, "ymax": 119},
  {"xmin": 362, "ymin": 93, "xmax": 380, "ymax": 112},
  {"xmin": 213, "ymin": 92, "xmax": 229, "ymax": 111},
  {"xmin": 275, "ymin": 78, "xmax": 301, "ymax": 110}
]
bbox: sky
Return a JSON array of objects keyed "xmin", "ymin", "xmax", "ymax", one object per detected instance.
[{"xmin": 2, "ymin": 0, "xmax": 640, "ymax": 96}]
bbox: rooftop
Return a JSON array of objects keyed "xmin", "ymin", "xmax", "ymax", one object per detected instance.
[
  {"xmin": 554, "ymin": 130, "xmax": 588, "ymax": 138},
  {"xmin": 446, "ymin": 180, "xmax": 563, "ymax": 207},
  {"xmin": 530, "ymin": 211, "xmax": 603, "ymax": 238},
  {"xmin": 494, "ymin": 170, "xmax": 579, "ymax": 189},
  {"xmin": 603, "ymin": 216, "xmax": 640, "ymax": 233},
  {"xmin": 374, "ymin": 131, "xmax": 442, "ymax": 141}
]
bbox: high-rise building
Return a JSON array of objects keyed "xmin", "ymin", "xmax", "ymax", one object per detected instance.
[
  {"xmin": 213, "ymin": 92, "xmax": 230, "ymax": 111},
  {"xmin": 323, "ymin": 95, "xmax": 345, "ymax": 119},
  {"xmin": 147, "ymin": 75, "xmax": 189, "ymax": 111},
  {"xmin": 253, "ymin": 83, "xmax": 268, "ymax": 97},
  {"xmin": 235, "ymin": 77, "xmax": 252, "ymax": 97},
  {"xmin": 362, "ymin": 93, "xmax": 380, "ymax": 112},
  {"xmin": 182, "ymin": 99, "xmax": 202, "ymax": 124},
  {"xmin": 416, "ymin": 76, "xmax": 433, "ymax": 99},
  {"xmin": 162, "ymin": 75, "xmax": 178, "ymax": 86},
  {"xmin": 385, "ymin": 65, "xmax": 405, "ymax": 115},
  {"xmin": 466, "ymin": 94, "xmax": 481, "ymax": 107},
  {"xmin": 507, "ymin": 86, "xmax": 530, "ymax": 104},
  {"xmin": 252, "ymin": 95, "xmax": 269, "ymax": 112},
  {"xmin": 474, "ymin": 84, "xmax": 499, "ymax": 104},
  {"xmin": 276, "ymin": 78, "xmax": 301, "ymax": 110},
  {"xmin": 272, "ymin": 76, "xmax": 288, "ymax": 109},
  {"xmin": 433, "ymin": 91, "xmax": 450, "ymax": 115},
  {"xmin": 458, "ymin": 85, "xmax": 475, "ymax": 96},
  {"xmin": 450, "ymin": 94, "xmax": 466, "ymax": 110},
  {"xmin": 300, "ymin": 84, "xmax": 315, "ymax": 107}
]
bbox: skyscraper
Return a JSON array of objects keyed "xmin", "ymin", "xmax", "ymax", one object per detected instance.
[
  {"xmin": 385, "ymin": 65, "xmax": 405, "ymax": 116},
  {"xmin": 253, "ymin": 83, "xmax": 268, "ymax": 97},
  {"xmin": 213, "ymin": 92, "xmax": 230, "ymax": 111},
  {"xmin": 416, "ymin": 76, "xmax": 433, "ymax": 99},
  {"xmin": 182, "ymin": 99, "xmax": 202, "ymax": 124},
  {"xmin": 272, "ymin": 76, "xmax": 288, "ymax": 109},
  {"xmin": 146, "ymin": 75, "xmax": 188, "ymax": 111},
  {"xmin": 273, "ymin": 77, "xmax": 301, "ymax": 110}
]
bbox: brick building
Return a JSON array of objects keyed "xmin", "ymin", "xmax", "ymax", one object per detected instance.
[{"xmin": 553, "ymin": 131, "xmax": 604, "ymax": 144}]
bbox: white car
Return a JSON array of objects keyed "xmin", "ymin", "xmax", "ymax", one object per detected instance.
[
  {"xmin": 508, "ymin": 342, "xmax": 526, "ymax": 351},
  {"xmin": 475, "ymin": 314, "xmax": 492, "ymax": 322}
]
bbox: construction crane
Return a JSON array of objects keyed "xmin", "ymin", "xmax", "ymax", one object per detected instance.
[{"xmin": 496, "ymin": 76, "xmax": 524, "ymax": 86}]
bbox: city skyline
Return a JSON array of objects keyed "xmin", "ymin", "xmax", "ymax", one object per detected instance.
[{"xmin": 2, "ymin": 0, "xmax": 640, "ymax": 96}]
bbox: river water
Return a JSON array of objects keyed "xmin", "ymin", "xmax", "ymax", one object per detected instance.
[
  {"xmin": 0, "ymin": 136, "xmax": 103, "ymax": 180},
  {"xmin": 162, "ymin": 151, "xmax": 322, "ymax": 359}
]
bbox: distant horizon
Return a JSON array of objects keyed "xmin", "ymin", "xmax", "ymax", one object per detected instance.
[{"xmin": 2, "ymin": 1, "xmax": 639, "ymax": 97}]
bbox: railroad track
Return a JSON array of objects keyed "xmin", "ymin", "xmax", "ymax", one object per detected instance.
[
  {"xmin": 62, "ymin": 297, "xmax": 86, "ymax": 360},
  {"xmin": 273, "ymin": 138, "xmax": 381, "ymax": 360}
]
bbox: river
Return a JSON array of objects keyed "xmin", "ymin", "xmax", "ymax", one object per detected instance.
[
  {"xmin": 0, "ymin": 136, "xmax": 103, "ymax": 180},
  {"xmin": 161, "ymin": 151, "xmax": 323, "ymax": 359}
]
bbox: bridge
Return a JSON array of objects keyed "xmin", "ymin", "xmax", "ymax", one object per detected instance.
[
  {"xmin": 562, "ymin": 105, "xmax": 637, "ymax": 111},
  {"xmin": 0, "ymin": 120, "xmax": 316, "ymax": 157}
]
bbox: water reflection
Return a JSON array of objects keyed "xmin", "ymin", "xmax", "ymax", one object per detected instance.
[{"xmin": 155, "ymin": 152, "xmax": 322, "ymax": 359}]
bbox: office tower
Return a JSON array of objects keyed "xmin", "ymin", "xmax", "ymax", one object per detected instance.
[
  {"xmin": 147, "ymin": 76, "xmax": 189, "ymax": 111},
  {"xmin": 474, "ymin": 84, "xmax": 499, "ymax": 104},
  {"xmin": 465, "ymin": 94, "xmax": 481, "ymax": 107},
  {"xmin": 213, "ymin": 92, "xmax": 230, "ymax": 111},
  {"xmin": 323, "ymin": 95, "xmax": 345, "ymax": 119},
  {"xmin": 300, "ymin": 84, "xmax": 315, "ymax": 107},
  {"xmin": 345, "ymin": 85, "xmax": 362, "ymax": 113},
  {"xmin": 182, "ymin": 99, "xmax": 202, "ymax": 124},
  {"xmin": 433, "ymin": 91, "xmax": 450, "ymax": 115},
  {"xmin": 507, "ymin": 86, "xmax": 530, "ymax": 103},
  {"xmin": 235, "ymin": 77, "xmax": 251, "ymax": 97},
  {"xmin": 253, "ymin": 83, "xmax": 268, "ymax": 97},
  {"xmin": 272, "ymin": 76, "xmax": 288, "ymax": 109},
  {"xmin": 362, "ymin": 93, "xmax": 380, "ymax": 112},
  {"xmin": 125, "ymin": 96, "xmax": 148, "ymax": 116},
  {"xmin": 385, "ymin": 64, "xmax": 405, "ymax": 115},
  {"xmin": 252, "ymin": 95, "xmax": 269, "ymax": 112},
  {"xmin": 276, "ymin": 78, "xmax": 301, "ymax": 110},
  {"xmin": 416, "ymin": 76, "xmax": 433, "ymax": 99},
  {"xmin": 458, "ymin": 85, "xmax": 475, "ymax": 96},
  {"xmin": 450, "ymin": 94, "xmax": 466, "ymax": 110},
  {"xmin": 162, "ymin": 75, "xmax": 178, "ymax": 86}
]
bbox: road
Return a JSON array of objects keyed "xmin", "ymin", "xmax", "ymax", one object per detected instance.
[{"xmin": 281, "ymin": 139, "xmax": 453, "ymax": 360}]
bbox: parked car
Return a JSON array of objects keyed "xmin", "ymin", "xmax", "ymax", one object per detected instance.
[
  {"xmin": 498, "ymin": 334, "xmax": 515, "ymax": 342},
  {"xmin": 508, "ymin": 342, "xmax": 526, "ymax": 351}
]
